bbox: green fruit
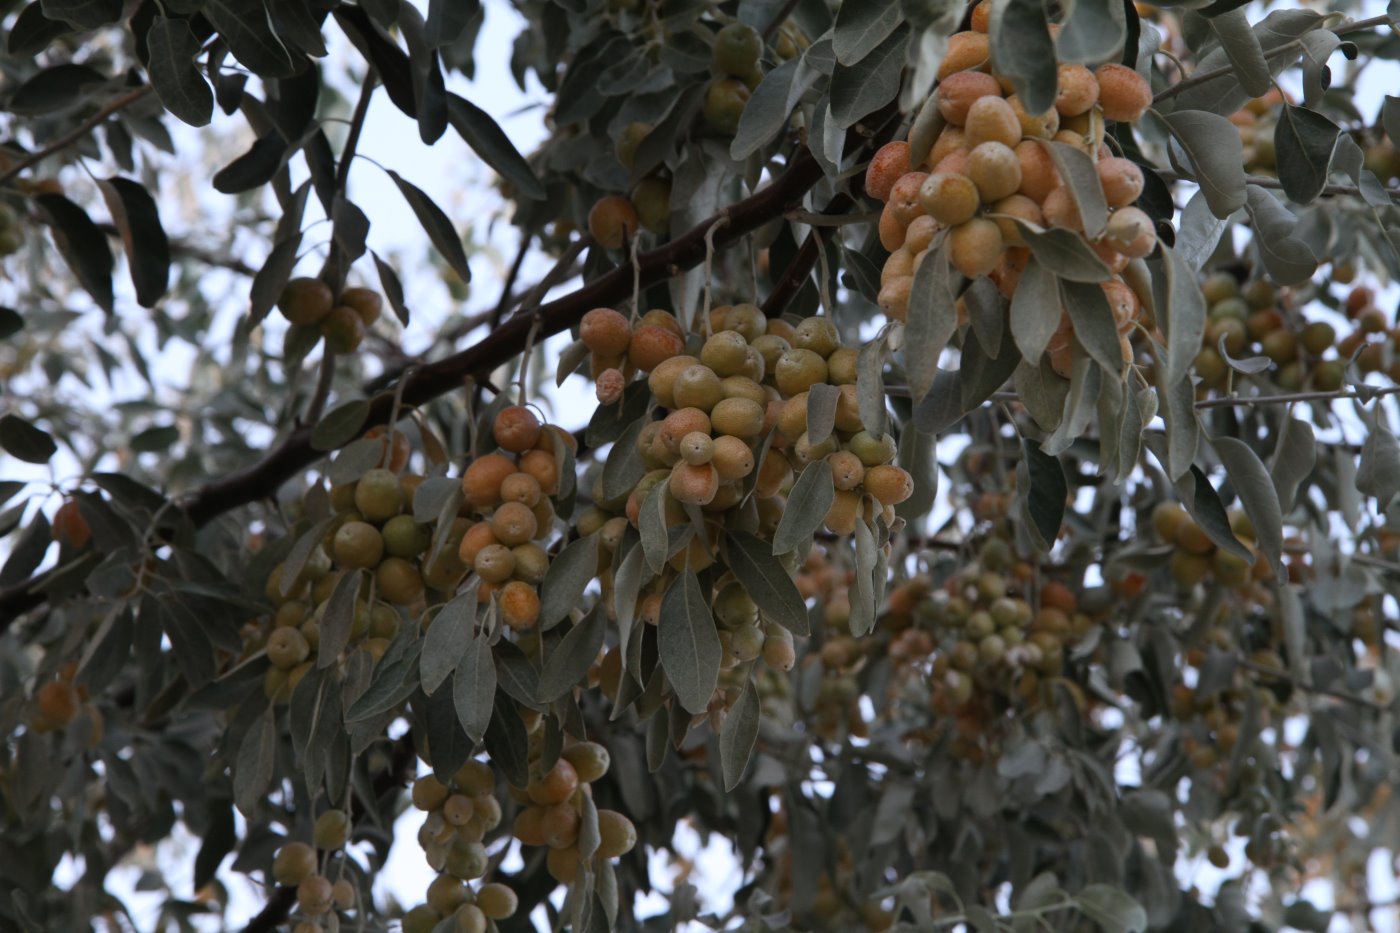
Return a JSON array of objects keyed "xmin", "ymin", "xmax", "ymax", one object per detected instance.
[
  {"xmin": 632, "ymin": 176, "xmax": 671, "ymax": 234},
  {"xmin": 712, "ymin": 22, "xmax": 762, "ymax": 76},
  {"xmin": 1300, "ymin": 321, "xmax": 1336, "ymax": 355},
  {"xmin": 702, "ymin": 77, "xmax": 751, "ymax": 136},
  {"xmin": 313, "ymin": 810, "xmax": 350, "ymax": 850},
  {"xmin": 279, "ymin": 277, "xmax": 334, "ymax": 325},
  {"xmin": 355, "ymin": 468, "xmax": 403, "ymax": 521},
  {"xmin": 1200, "ymin": 272, "xmax": 1239, "ymax": 304},
  {"xmin": 616, "ymin": 121, "xmax": 651, "ymax": 169},
  {"xmin": 321, "ymin": 306, "xmax": 367, "ymax": 353},
  {"xmin": 381, "ymin": 514, "xmax": 430, "ymax": 558}
]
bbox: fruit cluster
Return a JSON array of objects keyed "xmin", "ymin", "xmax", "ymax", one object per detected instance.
[
  {"xmin": 1151, "ymin": 501, "xmax": 1265, "ymax": 591},
  {"xmin": 510, "ymin": 738, "xmax": 637, "ymax": 884},
  {"xmin": 869, "ymin": 9, "xmax": 1155, "ymax": 375},
  {"xmin": 271, "ymin": 811, "xmax": 360, "ymax": 928},
  {"xmin": 1190, "ymin": 273, "xmax": 1382, "ymax": 394},
  {"xmin": 277, "ymin": 277, "xmax": 386, "ymax": 354},
  {"xmin": 400, "ymin": 759, "xmax": 519, "ymax": 933},
  {"xmin": 455, "ymin": 405, "xmax": 573, "ymax": 631},
  {"xmin": 702, "ymin": 23, "xmax": 764, "ymax": 137}
]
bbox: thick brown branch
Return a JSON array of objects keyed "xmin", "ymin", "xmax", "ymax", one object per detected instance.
[{"xmin": 164, "ymin": 151, "xmax": 817, "ymax": 529}]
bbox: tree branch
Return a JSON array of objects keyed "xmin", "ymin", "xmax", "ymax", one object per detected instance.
[
  {"xmin": 0, "ymin": 85, "xmax": 153, "ymax": 187},
  {"xmin": 0, "ymin": 147, "xmax": 830, "ymax": 628},
  {"xmin": 1153, "ymin": 14, "xmax": 1393, "ymax": 104}
]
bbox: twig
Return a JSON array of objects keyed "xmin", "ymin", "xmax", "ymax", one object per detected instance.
[
  {"xmin": 1154, "ymin": 168, "xmax": 1400, "ymax": 204},
  {"xmin": 762, "ymin": 195, "xmax": 854, "ymax": 318},
  {"xmin": 1153, "ymin": 14, "xmax": 1392, "ymax": 103},
  {"xmin": 1238, "ymin": 658, "xmax": 1388, "ymax": 712},
  {"xmin": 0, "ymin": 85, "xmax": 153, "ymax": 186},
  {"xmin": 304, "ymin": 349, "xmax": 337, "ymax": 426},
  {"xmin": 241, "ymin": 886, "xmax": 297, "ymax": 933},
  {"xmin": 336, "ymin": 73, "xmax": 377, "ymax": 194},
  {"xmin": 1194, "ymin": 385, "xmax": 1400, "ymax": 408}
]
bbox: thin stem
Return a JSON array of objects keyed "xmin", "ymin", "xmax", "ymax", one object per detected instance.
[
  {"xmin": 1195, "ymin": 385, "xmax": 1400, "ymax": 408},
  {"xmin": 0, "ymin": 85, "xmax": 153, "ymax": 186},
  {"xmin": 1154, "ymin": 14, "xmax": 1392, "ymax": 103},
  {"xmin": 1154, "ymin": 168, "xmax": 1400, "ymax": 204},
  {"xmin": 336, "ymin": 73, "xmax": 377, "ymax": 194},
  {"xmin": 304, "ymin": 350, "xmax": 337, "ymax": 425},
  {"xmin": 761, "ymin": 0, "xmax": 801, "ymax": 40}
]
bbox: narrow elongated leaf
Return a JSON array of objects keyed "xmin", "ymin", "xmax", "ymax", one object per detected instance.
[
  {"xmin": 427, "ymin": 0, "xmax": 478, "ymax": 46},
  {"xmin": 421, "ymin": 591, "xmax": 476, "ymax": 694},
  {"xmin": 387, "ymin": 170, "xmax": 471, "ymax": 283},
  {"xmin": 1022, "ymin": 227, "xmax": 1111, "ymax": 283},
  {"xmin": 639, "ymin": 484, "xmax": 669, "ymax": 575},
  {"xmin": 204, "ymin": 0, "xmax": 298, "ymax": 76},
  {"xmin": 1157, "ymin": 244, "xmax": 1207, "ymax": 388},
  {"xmin": 1057, "ymin": 0, "xmax": 1126, "ymax": 63},
  {"xmin": 806, "ymin": 383, "xmax": 840, "ymax": 446},
  {"xmin": 905, "ymin": 241, "xmax": 957, "ymax": 401},
  {"xmin": 212, "ymin": 135, "xmax": 286, "ymax": 194},
  {"xmin": 856, "ymin": 326, "xmax": 890, "ymax": 435},
  {"xmin": 601, "ymin": 417, "xmax": 648, "ymax": 501},
  {"xmin": 311, "ymin": 400, "xmax": 370, "ymax": 451},
  {"xmin": 332, "ymin": 195, "xmax": 370, "ymax": 263},
  {"xmin": 1060, "ymin": 280, "xmax": 1122, "ymax": 374},
  {"xmin": 454, "ymin": 626, "xmax": 495, "ymax": 743},
  {"xmin": 0, "ymin": 415, "xmax": 57, "ymax": 464},
  {"xmin": 1211, "ymin": 9, "xmax": 1272, "ymax": 98},
  {"xmin": 1163, "ymin": 110, "xmax": 1247, "ymax": 218},
  {"xmin": 372, "ymin": 249, "xmax": 410, "ymax": 325},
  {"xmin": 1243, "ymin": 185, "xmax": 1317, "ymax": 285},
  {"xmin": 724, "ymin": 531, "xmax": 810, "ymax": 636},
  {"xmin": 146, "ymin": 16, "xmax": 213, "ymax": 126},
  {"xmin": 1010, "ymin": 256, "xmax": 1060, "ymax": 362},
  {"xmin": 1270, "ymin": 417, "xmax": 1315, "ymax": 513},
  {"xmin": 832, "ymin": 1, "xmax": 903, "ymax": 65},
  {"xmin": 732, "ymin": 58, "xmax": 804, "ymax": 160},
  {"xmin": 316, "ymin": 569, "xmax": 362, "ymax": 669},
  {"xmin": 41, "ymin": 0, "xmax": 119, "ymax": 29},
  {"xmin": 658, "ymin": 571, "xmax": 721, "ymax": 714},
  {"xmin": 1043, "ymin": 141, "xmax": 1108, "ymax": 238},
  {"xmin": 1077, "ymin": 885, "xmax": 1148, "ymax": 933},
  {"xmin": 829, "ymin": 25, "xmax": 909, "ymax": 129},
  {"xmin": 249, "ymin": 234, "xmax": 302, "ymax": 326},
  {"xmin": 10, "ymin": 4, "xmax": 72, "ymax": 57},
  {"xmin": 233, "ymin": 708, "xmax": 275, "ymax": 817},
  {"xmin": 1357, "ymin": 421, "xmax": 1400, "ymax": 508},
  {"xmin": 35, "ymin": 193, "xmax": 114, "ymax": 314},
  {"xmin": 96, "ymin": 177, "xmax": 170, "ymax": 307},
  {"xmin": 539, "ymin": 533, "xmax": 598, "ymax": 630},
  {"xmin": 771, "ymin": 460, "xmax": 834, "ymax": 555},
  {"xmin": 1213, "ymin": 436, "xmax": 1284, "ymax": 581},
  {"xmin": 1021, "ymin": 438, "xmax": 1067, "ymax": 549},
  {"xmin": 719, "ymin": 679, "xmax": 760, "ymax": 791},
  {"xmin": 1274, "ymin": 104, "xmax": 1338, "ymax": 204},
  {"xmin": 990, "ymin": 0, "xmax": 1058, "ymax": 114},
  {"xmin": 446, "ymin": 94, "xmax": 544, "ymax": 200},
  {"xmin": 537, "ymin": 607, "xmax": 605, "ymax": 702}
]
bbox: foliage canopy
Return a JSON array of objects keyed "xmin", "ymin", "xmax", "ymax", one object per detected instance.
[{"xmin": 1, "ymin": 0, "xmax": 1400, "ymax": 931}]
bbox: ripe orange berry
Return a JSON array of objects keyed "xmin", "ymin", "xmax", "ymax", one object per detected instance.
[
  {"xmin": 297, "ymin": 875, "xmax": 334, "ymax": 916},
  {"xmin": 595, "ymin": 809, "xmax": 638, "ymax": 858},
  {"xmin": 499, "ymin": 580, "xmax": 541, "ymax": 630},
  {"xmin": 990, "ymin": 194, "xmax": 1042, "ymax": 247},
  {"xmin": 587, "ymin": 196, "xmax": 640, "ymax": 249},
  {"xmin": 1095, "ymin": 63, "xmax": 1152, "ymax": 122},
  {"xmin": 964, "ymin": 96, "xmax": 1022, "ymax": 149},
  {"xmin": 967, "ymin": 141, "xmax": 1022, "ymax": 202},
  {"xmin": 712, "ymin": 435, "xmax": 755, "ymax": 480},
  {"xmin": 1042, "ymin": 186, "xmax": 1083, "ymax": 233},
  {"xmin": 341, "ymin": 287, "xmax": 383, "ymax": 325},
  {"xmin": 919, "ymin": 172, "xmax": 980, "ymax": 226},
  {"xmin": 33, "ymin": 680, "xmax": 80, "ymax": 732},
  {"xmin": 948, "ymin": 218, "xmax": 1004, "ymax": 278},
  {"xmin": 494, "ymin": 406, "xmax": 542, "ymax": 453},
  {"xmin": 528, "ymin": 757, "xmax": 580, "ymax": 805},
  {"xmin": 1007, "ymin": 94, "xmax": 1058, "ymax": 138},
  {"xmin": 878, "ymin": 202, "xmax": 907, "ymax": 251},
  {"xmin": 580, "ymin": 307, "xmax": 632, "ymax": 356},
  {"xmin": 629, "ymin": 324, "xmax": 685, "ymax": 373},
  {"xmin": 670, "ymin": 462, "xmax": 721, "ymax": 506},
  {"xmin": 1055, "ymin": 64, "xmax": 1099, "ymax": 116},
  {"xmin": 279, "ymin": 277, "xmax": 335, "ymax": 325},
  {"xmin": 541, "ymin": 802, "xmax": 581, "ymax": 849},
  {"xmin": 490, "ymin": 501, "xmax": 538, "ymax": 546},
  {"xmin": 461, "ymin": 453, "xmax": 516, "ymax": 509},
  {"xmin": 888, "ymin": 171, "xmax": 931, "ymax": 225},
  {"xmin": 1097, "ymin": 157, "xmax": 1145, "ymax": 208},
  {"xmin": 364, "ymin": 425, "xmax": 411, "ymax": 472},
  {"xmin": 938, "ymin": 30, "xmax": 990, "ymax": 78},
  {"xmin": 937, "ymin": 72, "xmax": 1001, "ymax": 125},
  {"xmin": 457, "ymin": 522, "xmax": 497, "ymax": 567},
  {"xmin": 52, "ymin": 500, "xmax": 91, "ymax": 549},
  {"xmin": 1105, "ymin": 206, "xmax": 1157, "ymax": 258},
  {"xmin": 519, "ymin": 448, "xmax": 560, "ymax": 497},
  {"xmin": 1015, "ymin": 140, "xmax": 1060, "ymax": 202},
  {"xmin": 865, "ymin": 141, "xmax": 913, "ymax": 202},
  {"xmin": 864, "ymin": 464, "xmax": 915, "ymax": 506}
]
